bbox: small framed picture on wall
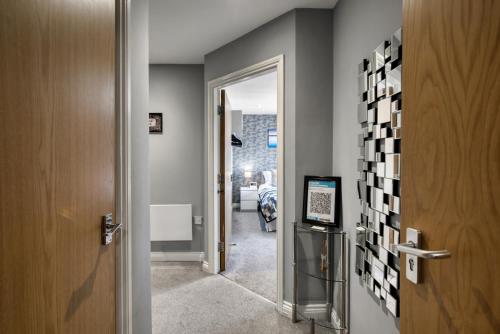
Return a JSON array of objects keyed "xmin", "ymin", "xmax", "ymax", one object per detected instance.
[
  {"xmin": 302, "ymin": 176, "xmax": 341, "ymax": 226},
  {"xmin": 149, "ymin": 113, "xmax": 163, "ymax": 134}
]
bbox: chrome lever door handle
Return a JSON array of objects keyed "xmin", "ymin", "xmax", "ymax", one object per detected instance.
[
  {"xmin": 105, "ymin": 222, "xmax": 122, "ymax": 235},
  {"xmin": 396, "ymin": 228, "xmax": 451, "ymax": 284},
  {"xmin": 102, "ymin": 213, "xmax": 121, "ymax": 245},
  {"xmin": 393, "ymin": 241, "xmax": 451, "ymax": 259}
]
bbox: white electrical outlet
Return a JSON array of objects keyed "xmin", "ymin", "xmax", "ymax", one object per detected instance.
[{"xmin": 194, "ymin": 216, "xmax": 203, "ymax": 225}]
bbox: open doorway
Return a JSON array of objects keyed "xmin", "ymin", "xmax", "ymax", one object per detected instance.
[
  {"xmin": 220, "ymin": 70, "xmax": 278, "ymax": 302},
  {"xmin": 206, "ymin": 56, "xmax": 285, "ymax": 311}
]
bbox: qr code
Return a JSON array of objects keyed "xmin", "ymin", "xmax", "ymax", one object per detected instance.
[{"xmin": 310, "ymin": 192, "xmax": 332, "ymax": 215}]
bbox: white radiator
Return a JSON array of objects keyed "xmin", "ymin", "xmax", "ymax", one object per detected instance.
[{"xmin": 150, "ymin": 204, "xmax": 192, "ymax": 241}]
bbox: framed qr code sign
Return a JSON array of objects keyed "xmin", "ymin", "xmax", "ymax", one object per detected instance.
[{"xmin": 302, "ymin": 176, "xmax": 341, "ymax": 227}]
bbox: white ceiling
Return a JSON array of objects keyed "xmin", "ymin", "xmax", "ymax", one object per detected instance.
[
  {"xmin": 149, "ymin": 0, "xmax": 338, "ymax": 64},
  {"xmin": 225, "ymin": 71, "xmax": 277, "ymax": 115}
]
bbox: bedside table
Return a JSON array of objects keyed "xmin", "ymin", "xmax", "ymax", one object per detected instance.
[{"xmin": 240, "ymin": 186, "xmax": 258, "ymax": 211}]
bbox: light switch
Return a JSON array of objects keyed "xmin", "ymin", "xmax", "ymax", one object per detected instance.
[{"xmin": 194, "ymin": 216, "xmax": 203, "ymax": 225}]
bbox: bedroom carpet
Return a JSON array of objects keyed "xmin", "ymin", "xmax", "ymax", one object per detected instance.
[
  {"xmin": 222, "ymin": 210, "xmax": 276, "ymax": 302},
  {"xmin": 151, "ymin": 262, "xmax": 325, "ymax": 334}
]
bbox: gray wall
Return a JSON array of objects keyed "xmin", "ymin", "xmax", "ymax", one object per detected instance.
[
  {"xmin": 204, "ymin": 11, "xmax": 296, "ymax": 301},
  {"xmin": 295, "ymin": 9, "xmax": 334, "ymax": 222},
  {"xmin": 149, "ymin": 65, "xmax": 204, "ymax": 252},
  {"xmin": 331, "ymin": 0, "xmax": 401, "ymax": 333},
  {"xmin": 204, "ymin": 9, "xmax": 333, "ymax": 303},
  {"xmin": 232, "ymin": 114, "xmax": 277, "ymax": 203},
  {"xmin": 130, "ymin": 0, "xmax": 152, "ymax": 332}
]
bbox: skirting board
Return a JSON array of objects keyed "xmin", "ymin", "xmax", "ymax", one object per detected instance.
[
  {"xmin": 281, "ymin": 302, "xmax": 336, "ymax": 319},
  {"xmin": 151, "ymin": 251, "xmax": 204, "ymax": 262},
  {"xmin": 282, "ymin": 300, "xmax": 293, "ymax": 318}
]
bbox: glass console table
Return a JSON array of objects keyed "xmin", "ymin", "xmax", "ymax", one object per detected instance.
[{"xmin": 293, "ymin": 222, "xmax": 348, "ymax": 333}]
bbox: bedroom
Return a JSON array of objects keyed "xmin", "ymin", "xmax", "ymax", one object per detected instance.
[{"xmin": 222, "ymin": 69, "xmax": 279, "ymax": 302}]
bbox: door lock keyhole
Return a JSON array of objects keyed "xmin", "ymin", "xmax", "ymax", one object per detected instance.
[{"xmin": 409, "ymin": 258, "xmax": 415, "ymax": 271}]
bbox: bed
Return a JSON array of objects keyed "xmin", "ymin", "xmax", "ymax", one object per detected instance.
[{"xmin": 257, "ymin": 170, "xmax": 278, "ymax": 232}]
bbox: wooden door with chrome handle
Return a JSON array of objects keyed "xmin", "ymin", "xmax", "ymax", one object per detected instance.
[
  {"xmin": 0, "ymin": 0, "xmax": 117, "ymax": 332},
  {"xmin": 401, "ymin": 0, "xmax": 500, "ymax": 333},
  {"xmin": 218, "ymin": 89, "xmax": 233, "ymax": 272}
]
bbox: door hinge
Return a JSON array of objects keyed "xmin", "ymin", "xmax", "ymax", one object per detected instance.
[
  {"xmin": 217, "ymin": 173, "xmax": 224, "ymax": 194},
  {"xmin": 217, "ymin": 105, "xmax": 223, "ymax": 116},
  {"xmin": 218, "ymin": 241, "xmax": 225, "ymax": 252}
]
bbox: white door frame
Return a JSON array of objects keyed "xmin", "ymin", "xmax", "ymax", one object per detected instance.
[
  {"xmin": 116, "ymin": 0, "xmax": 132, "ymax": 333},
  {"xmin": 206, "ymin": 55, "xmax": 285, "ymax": 313}
]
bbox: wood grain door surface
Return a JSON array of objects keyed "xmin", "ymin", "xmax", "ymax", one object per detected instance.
[
  {"xmin": 401, "ymin": 0, "xmax": 500, "ymax": 333},
  {"xmin": 219, "ymin": 89, "xmax": 233, "ymax": 272},
  {"xmin": 0, "ymin": 0, "xmax": 117, "ymax": 333}
]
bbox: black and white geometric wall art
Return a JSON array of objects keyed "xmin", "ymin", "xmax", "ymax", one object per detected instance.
[{"xmin": 355, "ymin": 28, "xmax": 402, "ymax": 318}]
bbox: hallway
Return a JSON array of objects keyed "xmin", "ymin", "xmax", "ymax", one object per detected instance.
[{"xmin": 151, "ymin": 262, "xmax": 322, "ymax": 334}]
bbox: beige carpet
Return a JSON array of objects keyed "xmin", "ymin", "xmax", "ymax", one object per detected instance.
[
  {"xmin": 222, "ymin": 210, "xmax": 277, "ymax": 302},
  {"xmin": 151, "ymin": 262, "xmax": 323, "ymax": 334}
]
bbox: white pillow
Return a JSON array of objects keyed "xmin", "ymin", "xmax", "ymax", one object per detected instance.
[{"xmin": 262, "ymin": 171, "xmax": 272, "ymax": 185}]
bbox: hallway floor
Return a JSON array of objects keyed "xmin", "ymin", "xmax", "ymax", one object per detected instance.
[
  {"xmin": 222, "ymin": 210, "xmax": 276, "ymax": 302},
  {"xmin": 151, "ymin": 262, "xmax": 316, "ymax": 334}
]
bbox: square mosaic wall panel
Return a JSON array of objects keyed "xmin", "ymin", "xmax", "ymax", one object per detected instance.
[{"xmin": 355, "ymin": 28, "xmax": 402, "ymax": 318}]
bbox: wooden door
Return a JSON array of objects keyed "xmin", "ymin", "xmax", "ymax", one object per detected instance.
[
  {"xmin": 0, "ymin": 0, "xmax": 117, "ymax": 333},
  {"xmin": 219, "ymin": 89, "xmax": 233, "ymax": 272},
  {"xmin": 401, "ymin": 0, "xmax": 500, "ymax": 333}
]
